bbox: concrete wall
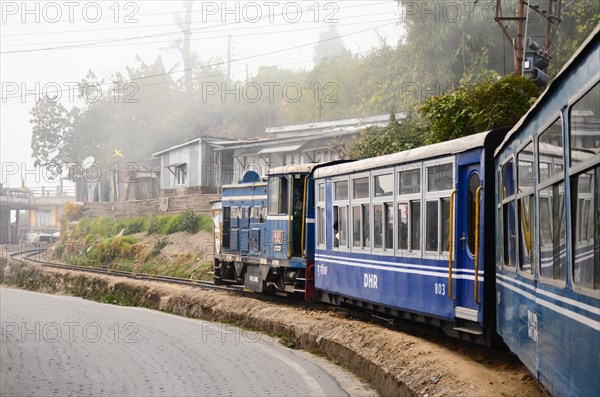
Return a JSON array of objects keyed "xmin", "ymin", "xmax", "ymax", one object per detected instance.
[{"xmin": 82, "ymin": 193, "xmax": 220, "ymax": 219}]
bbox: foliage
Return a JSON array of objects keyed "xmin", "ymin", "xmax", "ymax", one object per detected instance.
[
  {"xmin": 63, "ymin": 202, "xmax": 84, "ymax": 222},
  {"xmin": 348, "ymin": 112, "xmax": 426, "ymax": 160},
  {"xmin": 28, "ymin": 1, "xmax": 598, "ymax": 170},
  {"xmin": 421, "ymin": 75, "xmax": 539, "ymax": 144}
]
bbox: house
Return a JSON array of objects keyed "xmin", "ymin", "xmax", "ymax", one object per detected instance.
[
  {"xmin": 152, "ymin": 137, "xmax": 237, "ymax": 195},
  {"xmin": 151, "ymin": 113, "xmax": 404, "ymax": 196}
]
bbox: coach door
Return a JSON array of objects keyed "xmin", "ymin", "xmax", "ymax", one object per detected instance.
[{"xmin": 454, "ymin": 162, "xmax": 482, "ymax": 319}]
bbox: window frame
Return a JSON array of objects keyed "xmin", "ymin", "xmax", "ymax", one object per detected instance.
[
  {"xmin": 567, "ymin": 77, "xmax": 600, "ymax": 296},
  {"xmin": 372, "ymin": 168, "xmax": 395, "ymax": 255},
  {"xmin": 500, "ymin": 155, "xmax": 518, "ymax": 271},
  {"xmin": 567, "ymin": 78, "xmax": 600, "ymax": 174},
  {"xmin": 315, "ymin": 182, "xmax": 326, "ymax": 249},
  {"xmin": 396, "ymin": 164, "xmax": 423, "ymax": 258},
  {"xmin": 536, "ymin": 114, "xmax": 568, "ymax": 288},
  {"xmin": 516, "ymin": 139, "xmax": 536, "ymax": 278},
  {"xmin": 423, "ymin": 158, "xmax": 454, "ymax": 258},
  {"xmin": 350, "ymin": 173, "xmax": 371, "ymax": 252},
  {"xmin": 332, "ymin": 176, "xmax": 350, "ymax": 251}
]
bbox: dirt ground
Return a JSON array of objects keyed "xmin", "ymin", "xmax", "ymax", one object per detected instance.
[
  {"xmin": 1, "ymin": 251, "xmax": 546, "ymax": 397},
  {"xmin": 130, "ymin": 230, "xmax": 215, "ymax": 263}
]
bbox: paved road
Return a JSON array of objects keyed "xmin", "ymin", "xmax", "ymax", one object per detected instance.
[{"xmin": 0, "ymin": 287, "xmax": 348, "ymax": 396}]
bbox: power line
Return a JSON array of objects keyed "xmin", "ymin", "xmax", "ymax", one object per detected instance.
[
  {"xmin": 1, "ymin": 1, "xmax": 391, "ymax": 26},
  {"xmin": 1, "ymin": 11, "xmax": 399, "ymax": 49},
  {"xmin": 2, "ymin": 1, "xmax": 392, "ymax": 35},
  {"xmin": 1, "ymin": 23, "xmax": 395, "ymax": 106}
]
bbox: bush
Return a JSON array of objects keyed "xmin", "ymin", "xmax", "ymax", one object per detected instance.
[
  {"xmin": 116, "ymin": 218, "xmax": 147, "ymax": 235},
  {"xmin": 179, "ymin": 209, "xmax": 199, "ymax": 234}
]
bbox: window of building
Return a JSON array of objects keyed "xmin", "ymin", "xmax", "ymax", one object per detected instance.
[
  {"xmin": 268, "ymin": 177, "xmax": 288, "ymax": 215},
  {"xmin": 175, "ymin": 164, "xmax": 187, "ymax": 186},
  {"xmin": 570, "ymin": 82, "xmax": 600, "ymax": 166}
]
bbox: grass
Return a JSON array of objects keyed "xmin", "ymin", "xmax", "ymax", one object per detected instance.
[
  {"xmin": 55, "ymin": 210, "xmax": 215, "ymax": 281},
  {"xmin": 73, "ymin": 210, "xmax": 212, "ymax": 239}
]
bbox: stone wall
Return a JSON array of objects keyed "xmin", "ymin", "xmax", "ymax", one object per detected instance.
[{"xmin": 82, "ymin": 193, "xmax": 221, "ymax": 219}]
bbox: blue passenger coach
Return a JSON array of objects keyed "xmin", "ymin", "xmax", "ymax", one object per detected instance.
[
  {"xmin": 494, "ymin": 27, "xmax": 599, "ymax": 397},
  {"xmin": 313, "ymin": 129, "xmax": 508, "ymax": 343}
]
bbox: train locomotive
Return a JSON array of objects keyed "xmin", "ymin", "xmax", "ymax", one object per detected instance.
[{"xmin": 213, "ymin": 26, "xmax": 599, "ymax": 396}]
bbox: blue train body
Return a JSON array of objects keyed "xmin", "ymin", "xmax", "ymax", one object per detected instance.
[
  {"xmin": 494, "ymin": 27, "xmax": 599, "ymax": 397},
  {"xmin": 213, "ymin": 26, "xmax": 600, "ymax": 397}
]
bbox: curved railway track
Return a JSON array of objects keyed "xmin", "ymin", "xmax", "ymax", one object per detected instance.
[{"xmin": 4, "ymin": 244, "xmax": 449, "ymax": 337}]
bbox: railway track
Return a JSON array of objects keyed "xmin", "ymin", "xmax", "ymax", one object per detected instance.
[{"xmin": 4, "ymin": 245, "xmax": 449, "ymax": 340}]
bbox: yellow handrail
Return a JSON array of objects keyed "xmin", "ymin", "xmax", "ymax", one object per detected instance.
[
  {"xmin": 448, "ymin": 190, "xmax": 456, "ymax": 301},
  {"xmin": 288, "ymin": 177, "xmax": 293, "ymax": 259},
  {"xmin": 474, "ymin": 186, "xmax": 482, "ymax": 305},
  {"xmin": 301, "ymin": 175, "xmax": 308, "ymax": 258}
]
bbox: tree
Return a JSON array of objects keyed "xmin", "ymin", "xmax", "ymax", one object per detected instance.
[
  {"xmin": 348, "ymin": 112, "xmax": 426, "ymax": 160},
  {"xmin": 30, "ymin": 101, "xmax": 77, "ymax": 177},
  {"xmin": 421, "ymin": 75, "xmax": 539, "ymax": 144}
]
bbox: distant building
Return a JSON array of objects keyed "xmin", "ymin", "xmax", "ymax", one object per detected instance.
[
  {"xmin": 153, "ymin": 137, "xmax": 237, "ymax": 196},
  {"xmin": 153, "ymin": 113, "xmax": 404, "ymax": 196},
  {"xmin": 73, "ymin": 159, "xmax": 161, "ymax": 202}
]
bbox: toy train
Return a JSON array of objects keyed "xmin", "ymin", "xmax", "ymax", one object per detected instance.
[{"xmin": 212, "ymin": 26, "xmax": 599, "ymax": 396}]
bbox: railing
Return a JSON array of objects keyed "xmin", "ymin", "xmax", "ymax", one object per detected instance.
[
  {"xmin": 28, "ymin": 186, "xmax": 75, "ymax": 197},
  {"xmin": 0, "ymin": 187, "xmax": 30, "ymax": 199}
]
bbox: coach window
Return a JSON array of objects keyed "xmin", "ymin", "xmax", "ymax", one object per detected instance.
[
  {"xmin": 398, "ymin": 167, "xmax": 421, "ymax": 254},
  {"xmin": 333, "ymin": 180, "xmax": 349, "ymax": 248},
  {"xmin": 222, "ymin": 207, "xmax": 231, "ymax": 249},
  {"xmin": 268, "ymin": 177, "xmax": 288, "ymax": 215},
  {"xmin": 517, "ymin": 142, "xmax": 535, "ymax": 274},
  {"xmin": 352, "ymin": 177, "xmax": 370, "ymax": 249},
  {"xmin": 467, "ymin": 173, "xmax": 481, "ymax": 254},
  {"xmin": 316, "ymin": 182, "xmax": 325, "ymax": 247},
  {"xmin": 538, "ymin": 118, "xmax": 567, "ymax": 282},
  {"xmin": 571, "ymin": 167, "xmax": 599, "ymax": 290},
  {"xmin": 502, "ymin": 160, "xmax": 517, "ymax": 268},
  {"xmin": 570, "ymin": 82, "xmax": 600, "ymax": 167},
  {"xmin": 425, "ymin": 162, "xmax": 453, "ymax": 254},
  {"xmin": 373, "ymin": 173, "xmax": 394, "ymax": 251},
  {"xmin": 497, "ymin": 168, "xmax": 503, "ymax": 269},
  {"xmin": 569, "ymin": 82, "xmax": 600, "ymax": 290}
]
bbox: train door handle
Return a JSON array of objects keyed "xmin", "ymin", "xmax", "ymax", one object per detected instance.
[{"xmin": 460, "ymin": 234, "xmax": 466, "ymax": 250}]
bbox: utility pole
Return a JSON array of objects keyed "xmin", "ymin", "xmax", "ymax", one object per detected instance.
[
  {"xmin": 227, "ymin": 34, "xmax": 232, "ymax": 82},
  {"xmin": 180, "ymin": 1, "xmax": 194, "ymax": 95},
  {"xmin": 495, "ymin": 0, "xmax": 562, "ymax": 79}
]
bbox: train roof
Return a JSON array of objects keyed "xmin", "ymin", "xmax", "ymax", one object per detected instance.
[
  {"xmin": 269, "ymin": 164, "xmax": 318, "ymax": 175},
  {"xmin": 313, "ymin": 131, "xmax": 492, "ymax": 178},
  {"xmin": 495, "ymin": 25, "xmax": 600, "ymax": 156}
]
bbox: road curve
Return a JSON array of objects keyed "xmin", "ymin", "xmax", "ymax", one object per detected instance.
[{"xmin": 0, "ymin": 287, "xmax": 348, "ymax": 396}]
